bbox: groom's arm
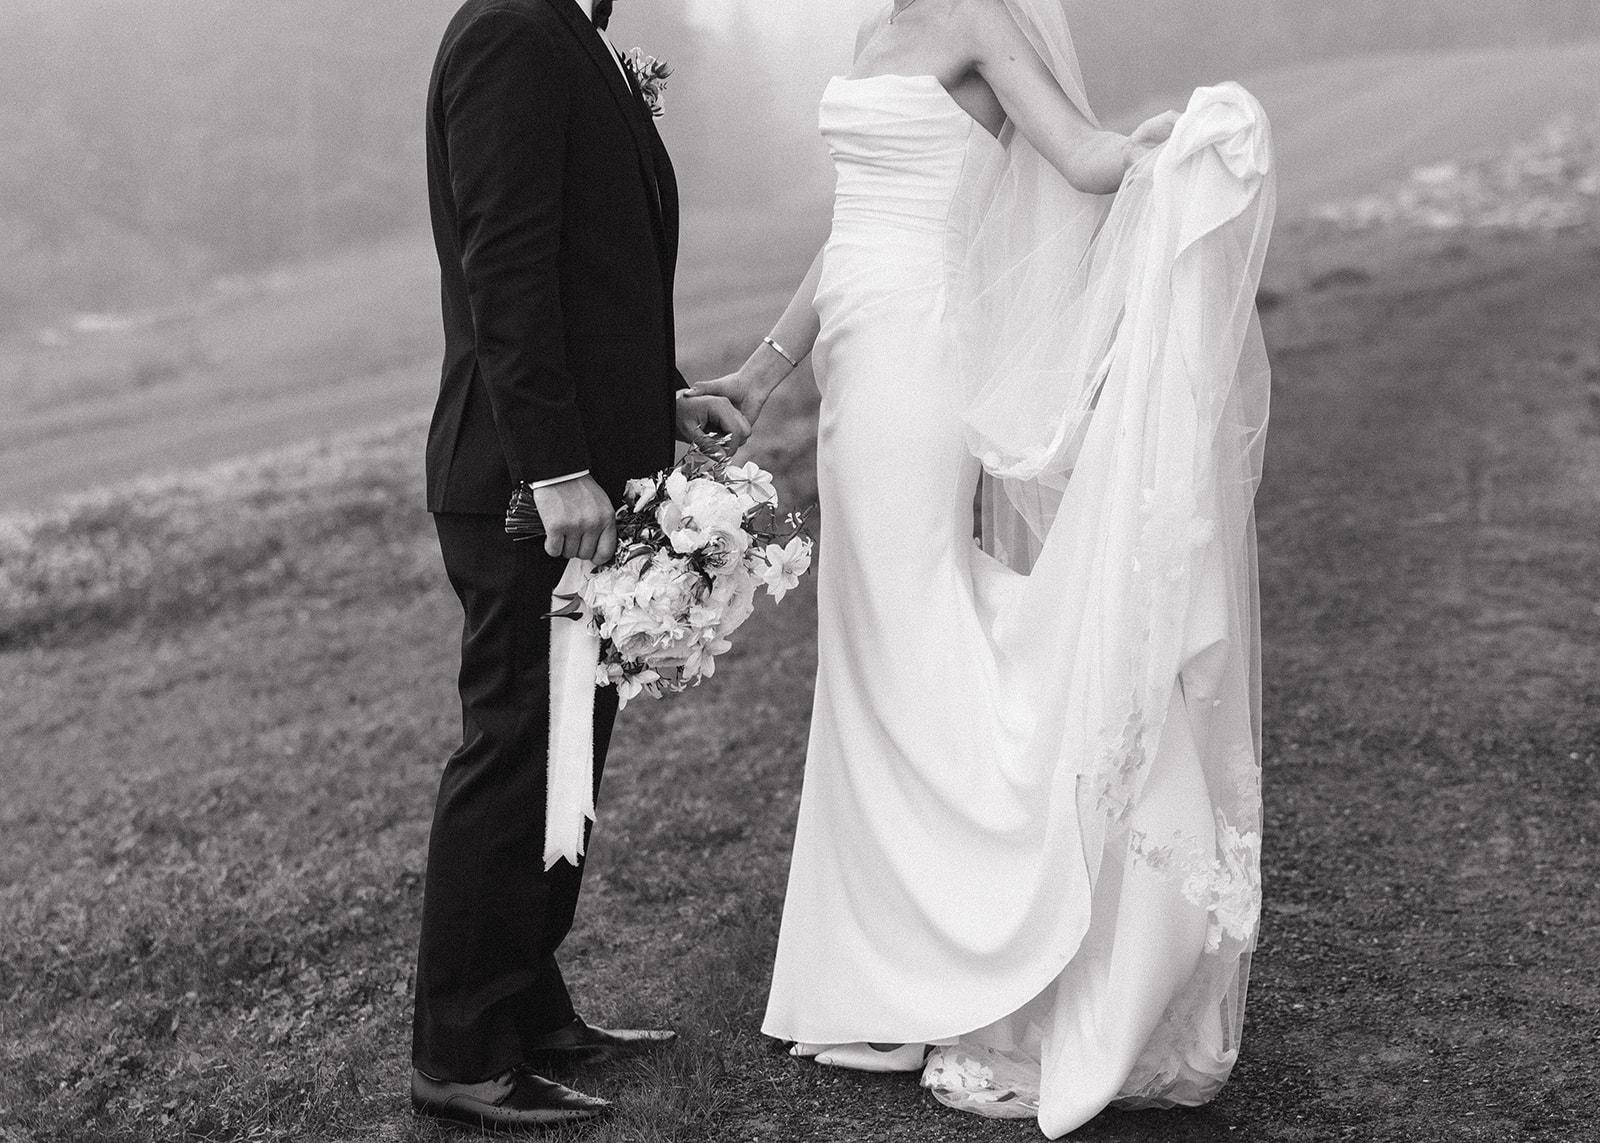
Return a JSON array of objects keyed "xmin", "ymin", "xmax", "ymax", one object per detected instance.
[{"xmin": 441, "ymin": 11, "xmax": 590, "ymax": 486}]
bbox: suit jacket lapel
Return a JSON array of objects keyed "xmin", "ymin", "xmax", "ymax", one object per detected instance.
[
  {"xmin": 539, "ymin": 0, "xmax": 666, "ymax": 247},
  {"xmin": 647, "ymin": 121, "xmax": 680, "ymax": 280}
]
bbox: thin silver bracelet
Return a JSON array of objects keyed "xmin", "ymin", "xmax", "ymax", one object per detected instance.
[{"xmin": 762, "ymin": 335, "xmax": 799, "ymax": 369}]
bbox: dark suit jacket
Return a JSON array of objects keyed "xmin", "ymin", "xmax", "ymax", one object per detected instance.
[{"xmin": 424, "ymin": 0, "xmax": 682, "ymax": 513}]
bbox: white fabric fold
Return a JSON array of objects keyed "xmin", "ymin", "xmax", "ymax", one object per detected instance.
[
  {"xmin": 544, "ymin": 558, "xmax": 600, "ymax": 870},
  {"xmin": 937, "ymin": 80, "xmax": 1274, "ymax": 1135}
]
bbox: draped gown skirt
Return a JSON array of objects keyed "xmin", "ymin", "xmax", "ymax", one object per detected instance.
[{"xmin": 763, "ymin": 74, "xmax": 1265, "ymax": 1138}]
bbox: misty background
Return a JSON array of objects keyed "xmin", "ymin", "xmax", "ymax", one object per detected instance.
[{"xmin": 5, "ymin": 0, "xmax": 1600, "ymax": 331}]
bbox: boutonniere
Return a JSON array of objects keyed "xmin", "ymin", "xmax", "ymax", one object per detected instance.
[{"xmin": 623, "ymin": 48, "xmax": 672, "ymax": 118}]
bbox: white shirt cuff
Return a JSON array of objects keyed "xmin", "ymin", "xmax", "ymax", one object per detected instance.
[{"xmin": 526, "ymin": 470, "xmax": 590, "ymax": 490}]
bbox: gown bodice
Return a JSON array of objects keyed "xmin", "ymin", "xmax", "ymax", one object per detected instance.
[{"xmin": 818, "ymin": 75, "xmax": 976, "ymax": 245}]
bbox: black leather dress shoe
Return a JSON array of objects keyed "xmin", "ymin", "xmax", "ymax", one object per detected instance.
[
  {"xmin": 410, "ymin": 1066, "xmax": 612, "ymax": 1132},
  {"xmin": 523, "ymin": 1017, "xmax": 677, "ymax": 1066}
]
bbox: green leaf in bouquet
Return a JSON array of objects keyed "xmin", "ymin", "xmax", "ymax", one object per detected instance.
[{"xmin": 745, "ymin": 502, "xmax": 778, "ymax": 540}]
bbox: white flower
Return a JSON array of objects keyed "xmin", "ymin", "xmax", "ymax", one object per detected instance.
[
  {"xmin": 678, "ymin": 476, "xmax": 746, "ymax": 535},
  {"xmin": 615, "ymin": 666, "xmax": 661, "ymax": 707},
  {"xmin": 659, "ymin": 474, "xmax": 746, "ymax": 557},
  {"xmin": 759, "ymin": 536, "xmax": 812, "ymax": 602},
  {"xmin": 581, "ymin": 562, "xmax": 642, "ymax": 615},
  {"xmin": 648, "ymin": 627, "xmax": 703, "ymax": 668},
  {"xmin": 667, "ymin": 525, "xmax": 710, "ymax": 554},
  {"xmin": 699, "ymin": 528, "xmax": 751, "ymax": 571},
  {"xmin": 631, "ymin": 556, "xmax": 697, "ymax": 613},
  {"xmin": 609, "ymin": 622, "xmax": 666, "ymax": 662},
  {"xmin": 711, "ymin": 567, "xmax": 759, "ymax": 636},
  {"xmin": 723, "ymin": 461, "xmax": 777, "ymax": 509},
  {"xmin": 681, "ymin": 633, "xmax": 732, "ymax": 681},
  {"xmin": 625, "ymin": 476, "xmax": 659, "ymax": 512}
]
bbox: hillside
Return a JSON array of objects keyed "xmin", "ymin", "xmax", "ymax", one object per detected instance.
[
  {"xmin": 0, "ymin": 204, "xmax": 828, "ymax": 511},
  {"xmin": 1234, "ymin": 40, "xmax": 1600, "ymax": 210},
  {"xmin": 6, "ymin": 41, "xmax": 1600, "ymax": 509}
]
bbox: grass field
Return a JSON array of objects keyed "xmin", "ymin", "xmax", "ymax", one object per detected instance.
[{"xmin": 2, "ymin": 220, "xmax": 1598, "ymax": 1142}]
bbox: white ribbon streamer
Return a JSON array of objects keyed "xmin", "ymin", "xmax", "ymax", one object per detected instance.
[{"xmin": 544, "ymin": 558, "xmax": 600, "ymax": 870}]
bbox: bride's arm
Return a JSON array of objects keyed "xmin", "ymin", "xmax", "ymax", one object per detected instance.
[
  {"xmin": 687, "ymin": 247, "xmax": 824, "ymax": 429},
  {"xmin": 685, "ymin": 13, "xmax": 884, "ymax": 429},
  {"xmin": 962, "ymin": 0, "xmax": 1177, "ymax": 194}
]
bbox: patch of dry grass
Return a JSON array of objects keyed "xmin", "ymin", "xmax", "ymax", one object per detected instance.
[{"xmin": 0, "ymin": 422, "xmax": 434, "ymax": 653}]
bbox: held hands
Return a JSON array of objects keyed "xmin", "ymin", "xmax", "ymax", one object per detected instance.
[
  {"xmin": 685, "ymin": 372, "xmax": 767, "ymax": 430},
  {"xmin": 534, "ymin": 475, "xmax": 618, "ymax": 564},
  {"xmin": 537, "ymin": 391, "xmax": 753, "ymax": 566},
  {"xmin": 1123, "ymin": 109, "xmax": 1181, "ymax": 170},
  {"xmin": 675, "ymin": 389, "xmax": 752, "ymax": 455}
]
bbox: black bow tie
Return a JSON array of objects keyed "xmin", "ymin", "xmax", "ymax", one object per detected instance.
[{"xmin": 592, "ymin": 0, "xmax": 612, "ymax": 30}]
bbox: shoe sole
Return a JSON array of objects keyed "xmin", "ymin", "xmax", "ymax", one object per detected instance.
[{"xmin": 411, "ymin": 1095, "xmax": 611, "ymax": 1132}]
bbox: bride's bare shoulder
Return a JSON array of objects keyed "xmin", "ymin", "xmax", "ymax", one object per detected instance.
[{"xmin": 950, "ymin": 0, "xmax": 1036, "ymax": 61}]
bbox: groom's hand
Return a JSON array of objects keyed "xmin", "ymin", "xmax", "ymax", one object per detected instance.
[
  {"xmin": 676, "ymin": 391, "xmax": 752, "ymax": 454},
  {"xmin": 533, "ymin": 476, "xmax": 618, "ymax": 564}
]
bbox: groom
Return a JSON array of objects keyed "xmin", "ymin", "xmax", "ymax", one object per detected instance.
[{"xmin": 414, "ymin": 0, "xmax": 746, "ymax": 1131}]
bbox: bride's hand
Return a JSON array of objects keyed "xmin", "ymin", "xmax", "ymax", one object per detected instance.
[
  {"xmin": 689, "ymin": 371, "xmax": 768, "ymax": 429},
  {"xmin": 1123, "ymin": 109, "xmax": 1180, "ymax": 169},
  {"xmin": 675, "ymin": 389, "xmax": 752, "ymax": 454}
]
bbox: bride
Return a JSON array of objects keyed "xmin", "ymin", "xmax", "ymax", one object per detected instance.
[{"xmin": 694, "ymin": 0, "xmax": 1275, "ymax": 1134}]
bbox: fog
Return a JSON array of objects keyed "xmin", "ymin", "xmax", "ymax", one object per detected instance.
[{"xmin": 3, "ymin": 0, "xmax": 1597, "ymax": 326}]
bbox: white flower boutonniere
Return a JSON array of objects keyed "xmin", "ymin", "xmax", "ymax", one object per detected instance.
[{"xmin": 623, "ymin": 48, "xmax": 672, "ymax": 118}]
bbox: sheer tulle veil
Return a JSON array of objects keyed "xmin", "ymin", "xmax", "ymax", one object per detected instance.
[{"xmin": 934, "ymin": 0, "xmax": 1277, "ymax": 1126}]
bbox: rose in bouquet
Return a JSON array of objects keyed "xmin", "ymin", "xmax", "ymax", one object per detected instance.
[{"xmin": 546, "ymin": 449, "xmax": 812, "ymax": 706}]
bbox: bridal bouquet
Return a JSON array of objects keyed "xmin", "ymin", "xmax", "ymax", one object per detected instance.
[{"xmin": 513, "ymin": 448, "xmax": 813, "ymax": 706}]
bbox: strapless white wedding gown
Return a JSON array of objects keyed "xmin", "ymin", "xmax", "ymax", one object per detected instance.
[{"xmin": 762, "ymin": 74, "xmax": 1268, "ymax": 1138}]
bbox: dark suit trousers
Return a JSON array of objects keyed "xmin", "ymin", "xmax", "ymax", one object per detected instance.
[{"xmin": 413, "ymin": 512, "xmax": 620, "ymax": 1082}]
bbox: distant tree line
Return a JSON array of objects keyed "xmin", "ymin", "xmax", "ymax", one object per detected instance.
[{"xmin": 0, "ymin": 0, "xmax": 789, "ymax": 325}]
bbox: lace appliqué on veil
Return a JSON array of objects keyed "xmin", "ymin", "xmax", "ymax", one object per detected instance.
[
  {"xmin": 923, "ymin": 1043, "xmax": 1042, "ymax": 1120},
  {"xmin": 1130, "ymin": 815, "xmax": 1262, "ymax": 954},
  {"xmin": 1088, "ymin": 487, "xmax": 1218, "ymax": 825},
  {"xmin": 1135, "ymin": 486, "xmax": 1215, "ymax": 581},
  {"xmin": 1092, "ymin": 704, "xmax": 1149, "ymax": 823}
]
